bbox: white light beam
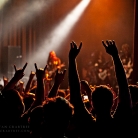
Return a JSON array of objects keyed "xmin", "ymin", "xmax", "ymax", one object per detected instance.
[{"xmin": 27, "ymin": 0, "xmax": 90, "ymax": 72}]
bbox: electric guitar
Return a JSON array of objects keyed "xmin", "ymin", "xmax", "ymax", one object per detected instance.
[
  {"xmin": 98, "ymin": 69, "xmax": 108, "ymax": 81},
  {"xmin": 47, "ymin": 63, "xmax": 65, "ymax": 78}
]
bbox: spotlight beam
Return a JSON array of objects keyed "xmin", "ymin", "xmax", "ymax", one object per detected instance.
[
  {"xmin": 26, "ymin": 0, "xmax": 90, "ymax": 73},
  {"xmin": 0, "ymin": 0, "xmax": 9, "ymax": 10}
]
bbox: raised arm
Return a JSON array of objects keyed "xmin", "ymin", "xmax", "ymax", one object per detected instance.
[
  {"xmin": 34, "ymin": 63, "xmax": 47, "ymax": 105},
  {"xmin": 3, "ymin": 76, "xmax": 8, "ymax": 87},
  {"xmin": 21, "ymin": 64, "xmax": 47, "ymax": 118},
  {"xmin": 102, "ymin": 40, "xmax": 132, "ymax": 111},
  {"xmin": 24, "ymin": 71, "xmax": 35, "ymax": 94},
  {"xmin": 18, "ymin": 80, "xmax": 24, "ymax": 95},
  {"xmin": 48, "ymin": 69, "xmax": 66, "ymax": 98},
  {"xmin": 69, "ymin": 41, "xmax": 86, "ymax": 111},
  {"xmin": 2, "ymin": 63, "xmax": 27, "ymax": 92}
]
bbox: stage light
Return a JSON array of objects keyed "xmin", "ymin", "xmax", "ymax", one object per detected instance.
[
  {"xmin": 0, "ymin": 0, "xmax": 9, "ymax": 10},
  {"xmin": 26, "ymin": 0, "xmax": 90, "ymax": 73}
]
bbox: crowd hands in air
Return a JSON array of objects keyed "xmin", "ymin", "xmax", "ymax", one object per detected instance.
[{"xmin": 0, "ymin": 40, "xmax": 138, "ymax": 138}]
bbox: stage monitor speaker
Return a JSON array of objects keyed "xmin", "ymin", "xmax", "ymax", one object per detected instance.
[{"xmin": 1, "ymin": 46, "xmax": 21, "ymax": 78}]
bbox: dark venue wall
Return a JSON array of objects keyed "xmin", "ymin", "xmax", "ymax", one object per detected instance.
[{"xmin": 1, "ymin": 46, "xmax": 21, "ymax": 78}]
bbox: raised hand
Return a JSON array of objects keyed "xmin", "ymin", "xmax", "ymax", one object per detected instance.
[
  {"xmin": 103, "ymin": 40, "xmax": 132, "ymax": 119},
  {"xmin": 48, "ymin": 69, "xmax": 66, "ymax": 98},
  {"xmin": 102, "ymin": 40, "xmax": 118, "ymax": 56},
  {"xmin": 13, "ymin": 62, "xmax": 28, "ymax": 80},
  {"xmin": 55, "ymin": 69, "xmax": 66, "ymax": 84},
  {"xmin": 19, "ymin": 80, "xmax": 24, "ymax": 87},
  {"xmin": 24, "ymin": 71, "xmax": 36, "ymax": 94},
  {"xmin": 69, "ymin": 41, "xmax": 82, "ymax": 59},
  {"xmin": 19, "ymin": 80, "xmax": 24, "ymax": 94},
  {"xmin": 3, "ymin": 76, "xmax": 8, "ymax": 87},
  {"xmin": 34, "ymin": 63, "xmax": 47, "ymax": 79},
  {"xmin": 2, "ymin": 63, "xmax": 27, "ymax": 92},
  {"xmin": 34, "ymin": 63, "xmax": 47, "ymax": 103},
  {"xmin": 29, "ymin": 71, "xmax": 36, "ymax": 79}
]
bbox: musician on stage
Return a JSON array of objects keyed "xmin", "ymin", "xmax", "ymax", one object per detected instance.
[
  {"xmin": 120, "ymin": 43, "xmax": 132, "ymax": 65},
  {"xmin": 46, "ymin": 51, "xmax": 64, "ymax": 84},
  {"xmin": 47, "ymin": 51, "xmax": 61, "ymax": 71}
]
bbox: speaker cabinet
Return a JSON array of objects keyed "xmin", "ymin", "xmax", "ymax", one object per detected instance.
[{"xmin": 1, "ymin": 46, "xmax": 21, "ymax": 78}]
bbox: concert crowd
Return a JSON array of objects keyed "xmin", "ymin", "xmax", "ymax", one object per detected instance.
[{"xmin": 0, "ymin": 40, "xmax": 137, "ymax": 138}]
